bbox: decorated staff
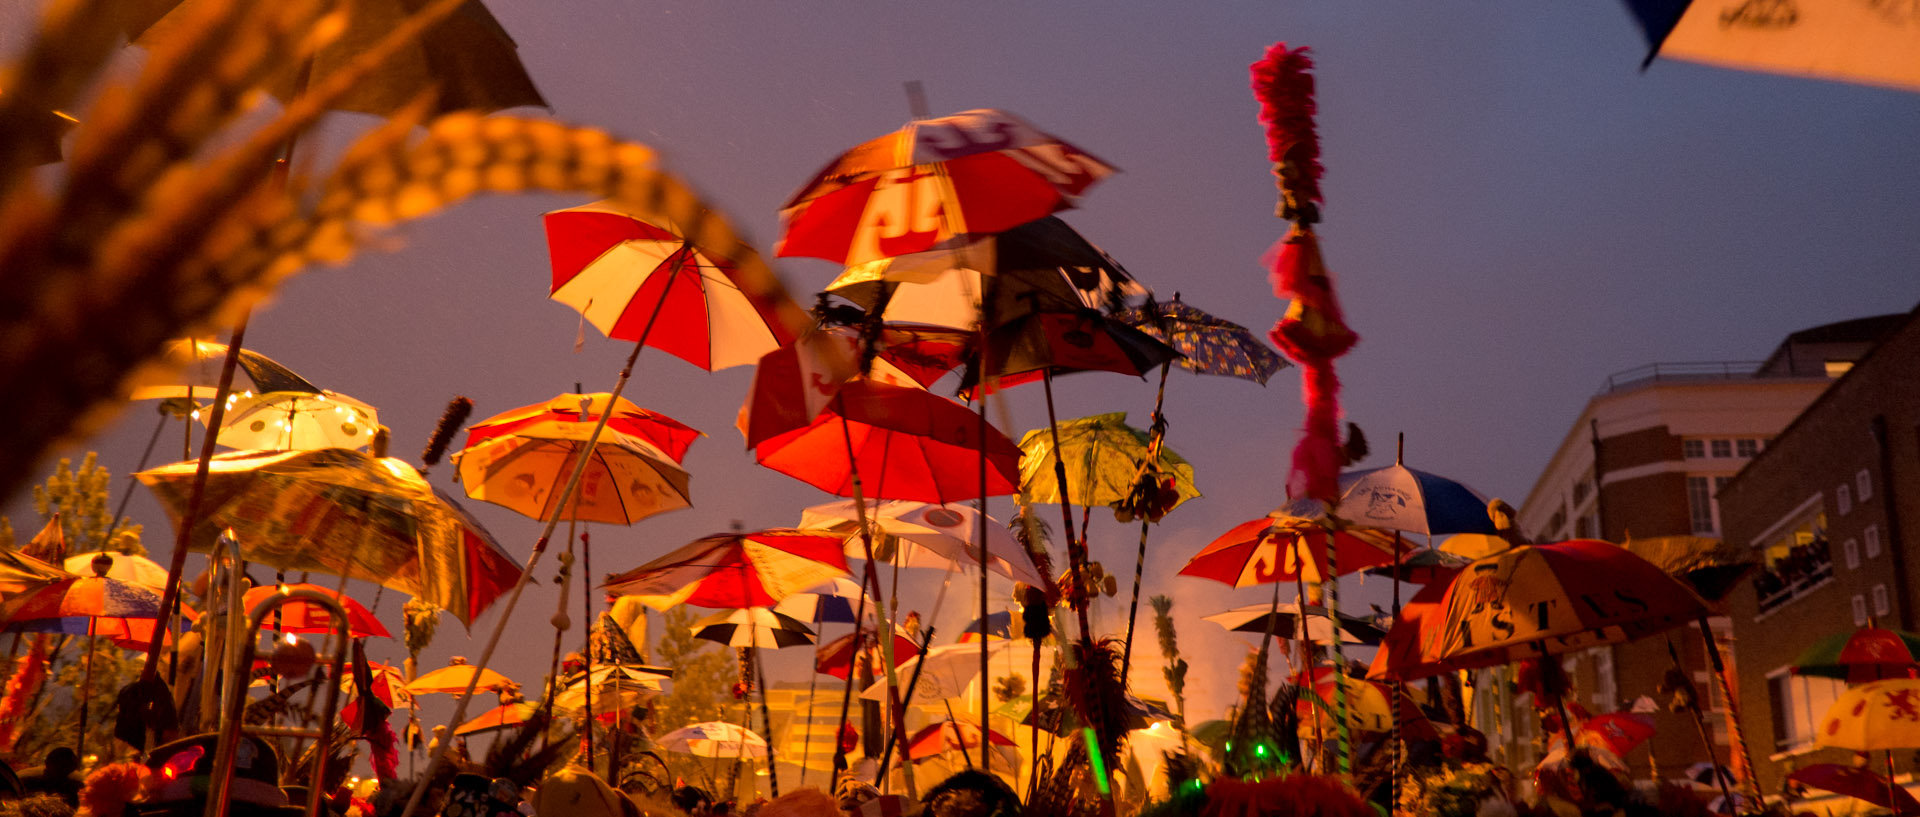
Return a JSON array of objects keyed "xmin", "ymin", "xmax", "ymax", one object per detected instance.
[{"xmin": 1251, "ymin": 42, "xmax": 1359, "ymax": 776}]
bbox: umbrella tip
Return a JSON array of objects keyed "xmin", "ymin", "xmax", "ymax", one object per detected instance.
[{"xmin": 90, "ymin": 552, "xmax": 112, "ymax": 577}]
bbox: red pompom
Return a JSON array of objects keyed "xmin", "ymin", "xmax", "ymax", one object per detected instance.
[{"xmin": 1250, "ymin": 43, "xmax": 1322, "ymax": 203}]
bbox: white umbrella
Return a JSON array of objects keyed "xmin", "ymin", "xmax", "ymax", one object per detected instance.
[
  {"xmin": 798, "ymin": 499, "xmax": 1042, "ymax": 585},
  {"xmin": 1201, "ymin": 603, "xmax": 1386, "ymax": 645},
  {"xmin": 205, "ymin": 389, "xmax": 380, "ymax": 451},
  {"xmin": 64, "ymin": 551, "xmax": 168, "ymax": 590},
  {"xmin": 657, "ymin": 721, "xmax": 768, "ymax": 759},
  {"xmin": 691, "ymin": 607, "xmax": 816, "ymax": 649},
  {"xmin": 862, "ymin": 641, "xmax": 1052, "ymax": 704}
]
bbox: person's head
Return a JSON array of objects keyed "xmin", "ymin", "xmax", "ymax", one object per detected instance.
[
  {"xmin": 670, "ymin": 785, "xmax": 712, "ymax": 815},
  {"xmin": 10, "ymin": 794, "xmax": 72, "ymax": 817},
  {"xmin": 41, "ymin": 751, "xmax": 76, "ymax": 779},
  {"xmin": 922, "ymin": 770, "xmax": 1018, "ymax": 817}
]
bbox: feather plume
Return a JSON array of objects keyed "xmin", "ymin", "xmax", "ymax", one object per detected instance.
[
  {"xmin": 0, "ymin": 635, "xmax": 50, "ymax": 752},
  {"xmin": 1250, "ymin": 43, "xmax": 1322, "ymax": 207},
  {"xmin": 77, "ymin": 762, "xmax": 148, "ymax": 817},
  {"xmin": 419, "ymin": 395, "xmax": 473, "ymax": 471}
]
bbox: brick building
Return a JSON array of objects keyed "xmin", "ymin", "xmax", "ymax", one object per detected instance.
[
  {"xmin": 1718, "ymin": 306, "xmax": 1920, "ymax": 798},
  {"xmin": 1489, "ymin": 315, "xmax": 1903, "ymax": 784}
]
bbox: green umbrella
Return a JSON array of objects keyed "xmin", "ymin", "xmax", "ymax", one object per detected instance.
[{"xmin": 1015, "ymin": 412, "xmax": 1199, "ymax": 511}]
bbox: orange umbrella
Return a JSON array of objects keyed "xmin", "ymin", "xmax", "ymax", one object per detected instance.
[
  {"xmin": 408, "ymin": 662, "xmax": 514, "ymax": 695},
  {"xmin": 604, "ymin": 529, "xmax": 851, "ymax": 611},
  {"xmin": 462, "ymin": 392, "xmax": 702, "ymax": 465},
  {"xmin": 242, "ymin": 583, "xmax": 390, "ymax": 639},
  {"xmin": 1179, "ymin": 513, "xmax": 1404, "ymax": 587},
  {"xmin": 753, "ymin": 379, "xmax": 1022, "ymax": 505}
]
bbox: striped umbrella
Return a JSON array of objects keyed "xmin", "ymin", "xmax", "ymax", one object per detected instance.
[{"xmin": 604, "ymin": 529, "xmax": 851, "ymax": 612}]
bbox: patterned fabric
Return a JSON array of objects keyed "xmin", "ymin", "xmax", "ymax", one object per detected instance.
[
  {"xmin": 1017, "ymin": 412, "xmax": 1199, "ymax": 510},
  {"xmin": 1115, "ymin": 299, "xmax": 1287, "ymax": 385}
]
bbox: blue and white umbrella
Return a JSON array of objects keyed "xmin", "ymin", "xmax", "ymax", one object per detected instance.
[{"xmin": 1335, "ymin": 462, "xmax": 1496, "ymax": 536}]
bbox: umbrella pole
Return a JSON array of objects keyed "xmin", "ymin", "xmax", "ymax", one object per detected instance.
[
  {"xmin": 941, "ymin": 699, "xmax": 973, "ymax": 769},
  {"xmin": 1666, "ymin": 639, "xmax": 1738, "ymax": 814},
  {"xmin": 1697, "ymin": 617, "xmax": 1762, "ymax": 809},
  {"xmin": 581, "ymin": 527, "xmax": 595, "ymax": 775},
  {"xmin": 78, "ymin": 617, "xmax": 95, "ymax": 759},
  {"xmin": 799, "ymin": 622, "xmax": 826, "ymax": 788},
  {"xmin": 1039, "ymin": 372, "xmax": 1092, "ymax": 646},
  {"xmin": 753, "ymin": 643, "xmax": 778, "ymax": 798},
  {"xmin": 876, "ymin": 627, "xmax": 939, "ymax": 783},
  {"xmin": 399, "ymin": 327, "xmax": 663, "ymax": 817},
  {"xmin": 1890, "ymin": 750, "xmax": 1901, "ymax": 817},
  {"xmin": 833, "ymin": 405, "xmax": 914, "ymax": 797},
  {"xmin": 1120, "ymin": 362, "xmax": 1172, "ymax": 683},
  {"xmin": 977, "ymin": 396, "xmax": 994, "ymax": 783},
  {"xmin": 1319, "ymin": 526, "xmax": 1352, "ymax": 777},
  {"xmin": 829, "ymin": 592, "xmax": 870, "ymax": 777},
  {"xmin": 1294, "ymin": 570, "xmax": 1322, "ymax": 771},
  {"xmin": 144, "ymin": 315, "xmax": 250, "ymax": 682},
  {"xmin": 538, "ymin": 524, "xmax": 576, "ymax": 754},
  {"xmin": 1388, "ymin": 531, "xmax": 1403, "ymax": 806}
]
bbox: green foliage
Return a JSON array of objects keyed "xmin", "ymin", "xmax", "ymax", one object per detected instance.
[
  {"xmin": 1149, "ymin": 595, "xmax": 1188, "ymax": 729},
  {"xmin": 19, "ymin": 453, "xmax": 143, "ymax": 555},
  {"xmin": 647, "ymin": 606, "xmax": 739, "ymax": 788}
]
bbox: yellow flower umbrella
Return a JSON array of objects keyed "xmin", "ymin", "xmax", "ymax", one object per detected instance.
[{"xmin": 1818, "ymin": 678, "xmax": 1920, "ymax": 816}]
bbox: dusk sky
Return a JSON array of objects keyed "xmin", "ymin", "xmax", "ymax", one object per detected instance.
[{"xmin": 5, "ymin": 2, "xmax": 1920, "ymax": 742}]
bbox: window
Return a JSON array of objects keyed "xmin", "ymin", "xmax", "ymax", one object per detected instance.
[
  {"xmin": 1867, "ymin": 526, "xmax": 1883, "ymax": 559},
  {"xmin": 1874, "ymin": 585, "xmax": 1891, "ymax": 618},
  {"xmin": 1853, "ymin": 595, "xmax": 1869, "ymax": 625},
  {"xmin": 1684, "ymin": 439, "xmax": 1706, "ymax": 459},
  {"xmin": 1826, "ymin": 360, "xmax": 1854, "ymax": 378},
  {"xmin": 1844, "ymin": 539, "xmax": 1861, "ymax": 569},
  {"xmin": 1737, "ymin": 439, "xmax": 1760, "ymax": 457},
  {"xmin": 1687, "ymin": 477, "xmax": 1716, "ymax": 535},
  {"xmin": 1755, "ymin": 507, "xmax": 1831, "ymax": 614},
  {"xmin": 1770, "ymin": 671, "xmax": 1847, "ymax": 751},
  {"xmin": 1711, "ymin": 439, "xmax": 1733, "ymax": 458},
  {"xmin": 1858, "ymin": 469, "xmax": 1873, "ymax": 502},
  {"xmin": 1838, "ymin": 485, "xmax": 1852, "ymax": 516}
]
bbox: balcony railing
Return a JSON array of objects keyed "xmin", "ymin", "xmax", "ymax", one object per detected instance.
[
  {"xmin": 1756, "ymin": 558, "xmax": 1835, "ymax": 615},
  {"xmin": 1598, "ymin": 361, "xmax": 1764, "ymax": 394}
]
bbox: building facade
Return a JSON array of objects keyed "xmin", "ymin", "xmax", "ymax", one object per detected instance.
[
  {"xmin": 1494, "ymin": 316, "xmax": 1902, "ymax": 784},
  {"xmin": 1718, "ymin": 307, "xmax": 1920, "ymax": 797}
]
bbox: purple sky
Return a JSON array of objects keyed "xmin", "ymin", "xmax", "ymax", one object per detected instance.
[{"xmin": 7, "ymin": 1, "xmax": 1920, "ymax": 748}]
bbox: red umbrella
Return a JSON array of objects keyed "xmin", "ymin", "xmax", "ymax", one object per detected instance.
[
  {"xmin": 1294, "ymin": 666, "xmax": 1436, "ymax": 741},
  {"xmin": 777, "ymin": 109, "xmax": 1115, "ymax": 265},
  {"xmin": 1179, "ymin": 514, "xmax": 1405, "ymax": 587},
  {"xmin": 1573, "ymin": 712, "xmax": 1656, "ymax": 759},
  {"xmin": 905, "ymin": 721, "xmax": 1016, "ymax": 761},
  {"xmin": 241, "ymin": 583, "xmax": 390, "ymax": 639},
  {"xmin": 463, "ymin": 392, "xmax": 702, "ymax": 464},
  {"xmin": 753, "ymin": 378, "xmax": 1022, "ymax": 505},
  {"xmin": 814, "ymin": 629, "xmax": 920, "ymax": 681},
  {"xmin": 545, "ymin": 201, "xmax": 790, "ymax": 371},
  {"xmin": 1787, "ymin": 764, "xmax": 1920, "ymax": 814},
  {"xmin": 1367, "ymin": 582, "xmax": 1458, "ymax": 681},
  {"xmin": 1793, "ymin": 626, "xmax": 1920, "ymax": 684},
  {"xmin": 603, "ymin": 529, "xmax": 852, "ymax": 611},
  {"xmin": 1426, "ymin": 540, "xmax": 1708, "ymax": 672}
]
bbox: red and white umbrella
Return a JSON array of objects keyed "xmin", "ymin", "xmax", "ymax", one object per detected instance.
[
  {"xmin": 777, "ymin": 109, "xmax": 1116, "ymax": 265},
  {"xmin": 546, "ymin": 200, "xmax": 788, "ymax": 371},
  {"xmin": 241, "ymin": 583, "xmax": 390, "ymax": 639},
  {"xmin": 603, "ymin": 529, "xmax": 851, "ymax": 611}
]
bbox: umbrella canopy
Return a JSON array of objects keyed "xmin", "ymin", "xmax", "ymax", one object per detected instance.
[
  {"xmin": 604, "ymin": 529, "xmax": 851, "ymax": 611},
  {"xmin": 906, "ymin": 722, "xmax": 1015, "ymax": 761},
  {"xmin": 546, "ymin": 201, "xmax": 787, "ymax": 372},
  {"xmin": 965, "ymin": 311, "xmax": 1180, "ymax": 394},
  {"xmin": 1786, "ymin": 764, "xmax": 1920, "ymax": 814},
  {"xmin": 1334, "ymin": 463, "xmax": 1497, "ymax": 537},
  {"xmin": 1114, "ymin": 297, "xmax": 1287, "ymax": 385},
  {"xmin": 241, "ymin": 583, "xmax": 391, "ymax": 639},
  {"xmin": 1623, "ymin": 1, "xmax": 1920, "ymax": 93},
  {"xmin": 407, "ymin": 662, "xmax": 514, "ymax": 696},
  {"xmin": 754, "ymin": 378, "xmax": 1023, "ymax": 505},
  {"xmin": 1426, "ymin": 540, "xmax": 1708, "ymax": 672},
  {"xmin": 771, "ymin": 577, "xmax": 874, "ymax": 626},
  {"xmin": 0, "ymin": 558, "xmax": 162, "ymax": 633},
  {"xmin": 121, "ymin": 0, "xmax": 546, "ymax": 117},
  {"xmin": 798, "ymin": 500, "xmax": 1042, "ymax": 585},
  {"xmin": 455, "ymin": 702, "xmax": 537, "ymax": 737},
  {"xmin": 691, "ymin": 607, "xmax": 816, "ymax": 649},
  {"xmin": 127, "ymin": 339, "xmax": 321, "ymax": 401},
  {"xmin": 63, "ymin": 551, "xmax": 166, "ymax": 590},
  {"xmin": 1622, "ymin": 534, "xmax": 1758, "ymax": 604},
  {"xmin": 1295, "ymin": 667, "xmax": 1433, "ymax": 738},
  {"xmin": 452, "ymin": 419, "xmax": 692, "ymax": 526},
  {"xmin": 1179, "ymin": 513, "xmax": 1405, "ymax": 587},
  {"xmin": 205, "ymin": 389, "xmax": 380, "ymax": 451},
  {"xmin": 0, "ymin": 545, "xmax": 66, "ymax": 597},
  {"xmin": 863, "ymin": 641, "xmax": 1050, "ymax": 704},
  {"xmin": 1818, "ymin": 678, "xmax": 1920, "ymax": 751},
  {"xmin": 959, "ymin": 611, "xmax": 1013, "ymax": 643},
  {"xmin": 1360, "ymin": 548, "xmax": 1471, "ymax": 586},
  {"xmin": 1016, "ymin": 412, "xmax": 1199, "ymax": 511},
  {"xmin": 657, "ymin": 722, "xmax": 767, "ymax": 758},
  {"xmin": 136, "ymin": 448, "xmax": 522, "ymax": 626},
  {"xmin": 815, "ymin": 629, "xmax": 919, "ymax": 680},
  {"xmin": 824, "ymin": 216, "xmax": 1146, "ymax": 330},
  {"xmin": 1573, "ymin": 712, "xmax": 1658, "ymax": 759},
  {"xmin": 1202, "ymin": 603, "xmax": 1385, "ymax": 645},
  {"xmin": 463, "ymin": 392, "xmax": 702, "ymax": 464},
  {"xmin": 554, "ymin": 676, "xmax": 659, "ymax": 717},
  {"xmin": 777, "ymin": 109, "xmax": 1115, "ymax": 265},
  {"xmin": 341, "ymin": 660, "xmax": 412, "ymax": 710},
  {"xmin": 1795, "ymin": 627, "xmax": 1920, "ymax": 683},
  {"xmin": 820, "ymin": 323, "xmax": 975, "ymax": 390},
  {"xmin": 1367, "ymin": 581, "xmax": 1456, "ymax": 681}
]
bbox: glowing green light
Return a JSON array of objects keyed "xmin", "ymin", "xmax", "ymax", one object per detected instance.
[
  {"xmin": 1082, "ymin": 728, "xmax": 1110, "ymax": 796},
  {"xmin": 1254, "ymin": 743, "xmax": 1268, "ymax": 757}
]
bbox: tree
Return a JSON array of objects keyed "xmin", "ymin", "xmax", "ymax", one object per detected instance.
[
  {"xmin": 647, "ymin": 606, "xmax": 739, "ymax": 790},
  {"xmin": 0, "ymin": 453, "xmax": 143, "ymax": 556},
  {"xmin": 0, "ymin": 454, "xmax": 148, "ymax": 765}
]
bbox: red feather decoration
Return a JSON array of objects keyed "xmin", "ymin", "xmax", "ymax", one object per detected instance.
[
  {"xmin": 0, "ymin": 634, "xmax": 50, "ymax": 753},
  {"xmin": 1250, "ymin": 43, "xmax": 1322, "ymax": 206}
]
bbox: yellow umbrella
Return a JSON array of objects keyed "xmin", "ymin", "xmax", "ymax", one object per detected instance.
[
  {"xmin": 1818, "ymin": 679, "xmax": 1920, "ymax": 751},
  {"xmin": 408, "ymin": 662, "xmax": 514, "ymax": 696}
]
